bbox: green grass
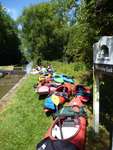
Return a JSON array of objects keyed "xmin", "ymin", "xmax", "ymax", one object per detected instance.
[
  {"xmin": 86, "ymin": 108, "xmax": 110, "ymax": 150},
  {"xmin": 0, "ymin": 75, "xmax": 52, "ymax": 150},
  {"xmin": 0, "ymin": 61, "xmax": 109, "ymax": 150},
  {"xmin": 86, "ymin": 126, "xmax": 109, "ymax": 150}
]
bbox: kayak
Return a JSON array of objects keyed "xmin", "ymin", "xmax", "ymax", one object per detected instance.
[
  {"xmin": 37, "ymin": 104, "xmax": 86, "ymax": 150},
  {"xmin": 38, "ymin": 74, "xmax": 52, "ymax": 83},
  {"xmin": 61, "ymin": 74, "xmax": 75, "ymax": 84},
  {"xmin": 56, "ymin": 82, "xmax": 73, "ymax": 96},
  {"xmin": 37, "ymin": 82, "xmax": 66, "ymax": 96},
  {"xmin": 69, "ymin": 97, "xmax": 85, "ymax": 107},
  {"xmin": 74, "ymin": 84, "xmax": 91, "ymax": 102},
  {"xmin": 37, "ymin": 85, "xmax": 50, "ymax": 96},
  {"xmin": 53, "ymin": 75, "xmax": 64, "ymax": 83},
  {"xmin": 53, "ymin": 74, "xmax": 75, "ymax": 84},
  {"xmin": 37, "ymin": 83, "xmax": 60, "ymax": 96}
]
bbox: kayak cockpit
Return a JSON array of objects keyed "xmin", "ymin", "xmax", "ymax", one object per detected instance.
[{"xmin": 51, "ymin": 116, "xmax": 80, "ymax": 140}]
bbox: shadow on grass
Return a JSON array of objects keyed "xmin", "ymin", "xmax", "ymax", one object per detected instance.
[
  {"xmin": 38, "ymin": 94, "xmax": 48, "ymax": 100},
  {"xmin": 86, "ymin": 126, "xmax": 109, "ymax": 150}
]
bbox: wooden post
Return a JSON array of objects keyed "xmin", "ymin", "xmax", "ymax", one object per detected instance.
[
  {"xmin": 93, "ymin": 68, "xmax": 100, "ymax": 133},
  {"xmin": 111, "ymin": 125, "xmax": 113, "ymax": 150}
]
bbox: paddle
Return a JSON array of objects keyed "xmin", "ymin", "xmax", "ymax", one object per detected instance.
[{"xmin": 56, "ymin": 107, "xmax": 64, "ymax": 139}]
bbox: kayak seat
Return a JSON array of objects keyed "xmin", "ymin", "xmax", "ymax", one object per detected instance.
[
  {"xmin": 49, "ymin": 83, "xmax": 59, "ymax": 88},
  {"xmin": 62, "ymin": 117, "xmax": 75, "ymax": 127}
]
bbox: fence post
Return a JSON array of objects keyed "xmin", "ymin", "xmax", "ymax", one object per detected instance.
[{"xmin": 93, "ymin": 68, "xmax": 99, "ymax": 133}]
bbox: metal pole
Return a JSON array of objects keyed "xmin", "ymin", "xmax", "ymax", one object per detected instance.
[{"xmin": 93, "ymin": 67, "xmax": 99, "ymax": 133}]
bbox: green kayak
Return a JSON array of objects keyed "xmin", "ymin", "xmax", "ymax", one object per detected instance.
[{"xmin": 53, "ymin": 75, "xmax": 64, "ymax": 83}]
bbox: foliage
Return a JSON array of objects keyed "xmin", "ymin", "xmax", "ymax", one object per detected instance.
[
  {"xmin": 0, "ymin": 3, "xmax": 21, "ymax": 65},
  {"xmin": 17, "ymin": 0, "xmax": 113, "ymax": 66},
  {"xmin": 18, "ymin": 0, "xmax": 99, "ymax": 66},
  {"xmin": 18, "ymin": 0, "xmax": 79, "ymax": 63},
  {"xmin": 95, "ymin": 0, "xmax": 113, "ymax": 35},
  {"xmin": 99, "ymin": 75, "xmax": 113, "ymax": 149},
  {"xmin": 86, "ymin": 126, "xmax": 109, "ymax": 150},
  {"xmin": 19, "ymin": 1, "xmax": 75, "ymax": 63},
  {"xmin": 86, "ymin": 105, "xmax": 109, "ymax": 150},
  {"xmin": 65, "ymin": 0, "xmax": 97, "ymax": 65},
  {"xmin": 65, "ymin": 0, "xmax": 113, "ymax": 65}
]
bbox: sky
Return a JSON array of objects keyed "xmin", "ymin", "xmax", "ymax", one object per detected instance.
[{"xmin": 0, "ymin": 0, "xmax": 49, "ymax": 20}]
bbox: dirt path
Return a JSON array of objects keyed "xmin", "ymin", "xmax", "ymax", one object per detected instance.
[{"xmin": 0, "ymin": 75, "xmax": 28, "ymax": 112}]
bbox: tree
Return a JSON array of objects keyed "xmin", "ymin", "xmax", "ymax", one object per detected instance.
[
  {"xmin": 95, "ymin": 0, "xmax": 113, "ymax": 35},
  {"xmin": 65, "ymin": 0, "xmax": 97, "ymax": 65},
  {"xmin": 19, "ymin": 0, "xmax": 77, "ymax": 63},
  {"xmin": 0, "ymin": 3, "xmax": 21, "ymax": 65}
]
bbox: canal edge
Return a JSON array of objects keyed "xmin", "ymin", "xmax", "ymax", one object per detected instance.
[{"xmin": 0, "ymin": 74, "xmax": 28, "ymax": 112}]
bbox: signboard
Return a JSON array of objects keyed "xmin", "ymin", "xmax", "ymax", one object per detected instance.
[
  {"xmin": 94, "ymin": 64, "xmax": 113, "ymax": 74},
  {"xmin": 93, "ymin": 36, "xmax": 113, "ymax": 67}
]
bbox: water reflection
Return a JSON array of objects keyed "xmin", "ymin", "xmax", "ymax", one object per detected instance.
[{"xmin": 0, "ymin": 67, "xmax": 25, "ymax": 99}]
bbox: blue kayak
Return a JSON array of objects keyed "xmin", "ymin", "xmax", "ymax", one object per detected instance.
[
  {"xmin": 60, "ymin": 74, "xmax": 75, "ymax": 84},
  {"xmin": 44, "ymin": 97, "xmax": 56, "ymax": 111}
]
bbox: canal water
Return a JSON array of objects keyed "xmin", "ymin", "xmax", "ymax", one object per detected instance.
[{"xmin": 0, "ymin": 68, "xmax": 25, "ymax": 99}]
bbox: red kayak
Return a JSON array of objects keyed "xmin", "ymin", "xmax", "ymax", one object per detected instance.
[
  {"xmin": 37, "ymin": 99, "xmax": 87, "ymax": 150},
  {"xmin": 74, "ymin": 84, "xmax": 91, "ymax": 102},
  {"xmin": 69, "ymin": 96, "xmax": 85, "ymax": 107}
]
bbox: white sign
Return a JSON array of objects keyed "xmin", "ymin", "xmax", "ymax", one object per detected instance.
[{"xmin": 93, "ymin": 36, "xmax": 113, "ymax": 65}]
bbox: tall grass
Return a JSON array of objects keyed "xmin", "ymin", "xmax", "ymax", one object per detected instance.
[{"xmin": 43, "ymin": 61, "xmax": 92, "ymax": 85}]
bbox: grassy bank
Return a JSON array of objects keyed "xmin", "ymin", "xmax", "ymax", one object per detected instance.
[
  {"xmin": 0, "ymin": 75, "xmax": 52, "ymax": 150},
  {"xmin": 0, "ymin": 61, "xmax": 109, "ymax": 150}
]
